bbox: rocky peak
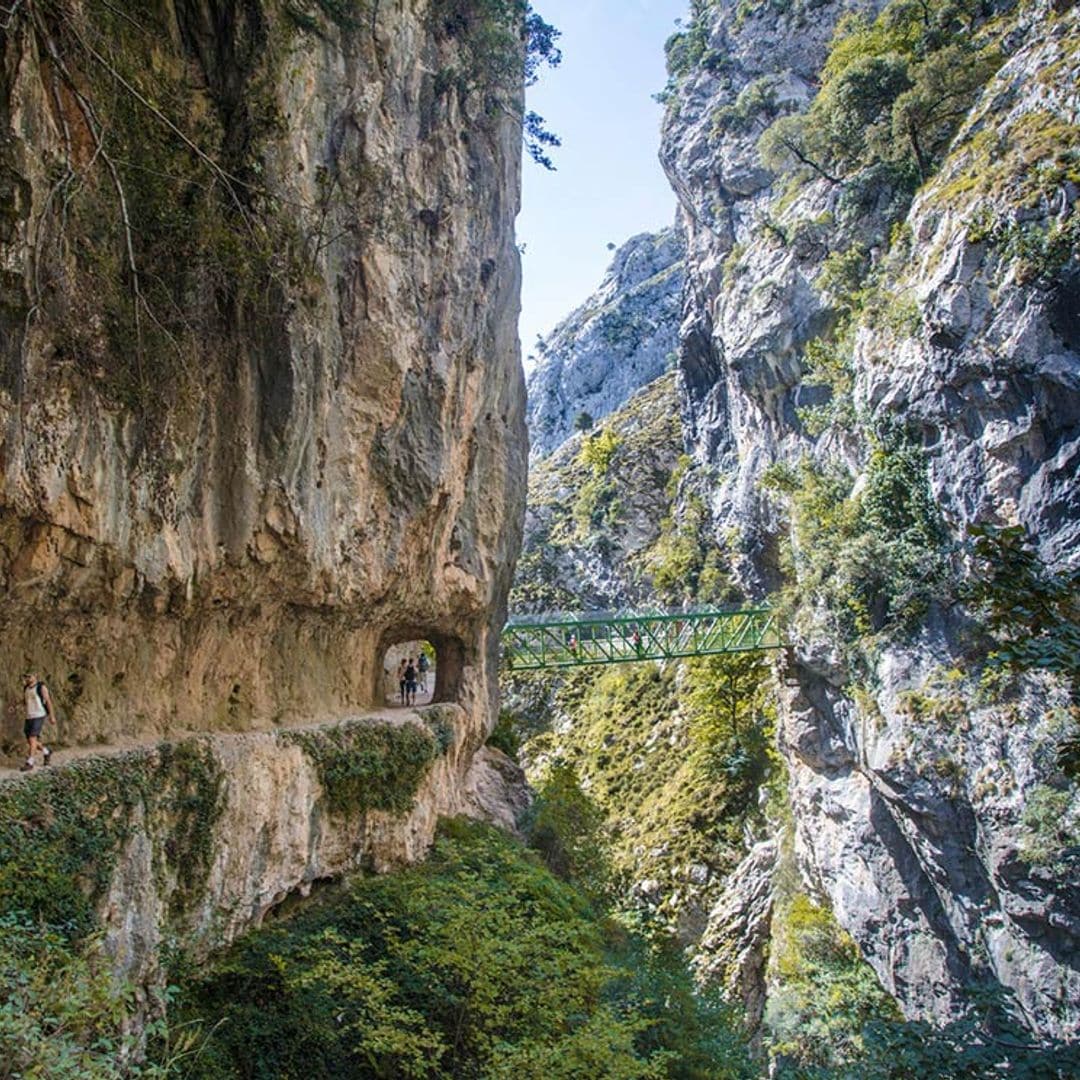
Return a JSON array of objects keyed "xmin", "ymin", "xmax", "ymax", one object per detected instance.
[{"xmin": 525, "ymin": 227, "xmax": 685, "ymax": 458}]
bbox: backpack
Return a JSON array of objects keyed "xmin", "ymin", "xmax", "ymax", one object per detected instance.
[{"xmin": 36, "ymin": 682, "xmax": 48, "ymax": 712}]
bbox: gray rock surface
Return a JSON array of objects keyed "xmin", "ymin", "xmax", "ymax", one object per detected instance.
[
  {"xmin": 526, "ymin": 229, "xmax": 685, "ymax": 459},
  {"xmin": 661, "ymin": 0, "xmax": 1080, "ymax": 1040},
  {"xmin": 695, "ymin": 840, "xmax": 778, "ymax": 1031}
]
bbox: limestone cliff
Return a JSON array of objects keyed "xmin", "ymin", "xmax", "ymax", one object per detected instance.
[
  {"xmin": 525, "ymin": 228, "xmax": 684, "ymax": 459},
  {"xmin": 0, "ymin": 0, "xmax": 526, "ymax": 756},
  {"xmin": 514, "ymin": 373, "xmax": 685, "ymax": 614},
  {"xmin": 660, "ymin": 0, "xmax": 1080, "ymax": 1040}
]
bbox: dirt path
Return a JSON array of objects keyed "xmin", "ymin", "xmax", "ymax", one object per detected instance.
[{"xmin": 0, "ymin": 692, "xmax": 439, "ymax": 783}]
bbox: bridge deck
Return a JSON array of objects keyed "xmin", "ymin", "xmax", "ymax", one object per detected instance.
[{"xmin": 501, "ymin": 607, "xmax": 782, "ymax": 670}]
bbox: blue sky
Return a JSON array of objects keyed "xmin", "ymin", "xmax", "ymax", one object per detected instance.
[{"xmin": 517, "ymin": 0, "xmax": 689, "ymax": 365}]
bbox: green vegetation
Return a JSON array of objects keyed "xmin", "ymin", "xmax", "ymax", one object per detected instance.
[
  {"xmin": 766, "ymin": 895, "xmax": 901, "ymax": 1071},
  {"xmin": 0, "ymin": 740, "xmax": 225, "ymax": 934},
  {"xmin": 525, "ymin": 761, "xmax": 612, "ymax": 904},
  {"xmin": 940, "ymin": 109, "xmax": 1080, "ymax": 215},
  {"xmin": 965, "ymin": 523, "xmax": 1080, "ymax": 862},
  {"xmin": 0, "ymin": 914, "xmax": 191, "ymax": 1079},
  {"xmin": 515, "ymin": 657, "xmax": 775, "ymax": 916},
  {"xmin": 764, "ymin": 889, "xmax": 1080, "ymax": 1078},
  {"xmin": 662, "ymin": 1, "xmax": 721, "ymax": 86},
  {"xmin": 647, "ymin": 495, "xmax": 738, "ymax": 606},
  {"xmin": 0, "ymin": 741, "xmax": 224, "ymax": 1075},
  {"xmin": 759, "ymin": 0, "xmax": 1005, "ymax": 194},
  {"xmin": 281, "ymin": 718, "xmax": 443, "ymax": 816},
  {"xmin": 516, "ymin": 375, "xmax": 683, "ymax": 591},
  {"xmin": 764, "ymin": 434, "xmax": 950, "ymax": 650},
  {"xmin": 711, "ymin": 77, "xmax": 783, "ymax": 138},
  {"xmin": 572, "ymin": 429, "xmax": 623, "ymax": 540},
  {"xmin": 579, "ymin": 428, "xmax": 622, "ymax": 476},
  {"xmin": 1018, "ymin": 784, "xmax": 1080, "ymax": 873},
  {"xmin": 968, "ymin": 523, "xmax": 1080, "ymax": 776},
  {"xmin": 817, "ymin": 995, "xmax": 1080, "ymax": 1079},
  {"xmin": 169, "ymin": 820, "xmax": 756, "ymax": 1079},
  {"xmin": 967, "ymin": 524, "xmax": 1080, "ymax": 686},
  {"xmin": 794, "ymin": 337, "xmax": 856, "ymax": 437},
  {"xmin": 429, "ymin": 0, "xmax": 562, "ymax": 168}
]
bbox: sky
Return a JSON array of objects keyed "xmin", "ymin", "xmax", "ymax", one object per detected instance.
[{"xmin": 516, "ymin": 0, "xmax": 689, "ymax": 365}]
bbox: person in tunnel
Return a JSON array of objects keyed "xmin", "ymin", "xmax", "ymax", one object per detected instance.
[
  {"xmin": 398, "ymin": 657, "xmax": 408, "ymax": 705},
  {"xmin": 404, "ymin": 657, "xmax": 418, "ymax": 706}
]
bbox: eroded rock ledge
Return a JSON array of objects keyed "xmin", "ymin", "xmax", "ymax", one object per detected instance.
[{"xmin": 0, "ymin": 707, "xmax": 522, "ymax": 993}]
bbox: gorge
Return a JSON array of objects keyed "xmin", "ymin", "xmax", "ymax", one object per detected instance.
[{"xmin": 0, "ymin": 0, "xmax": 1078, "ymax": 1076}]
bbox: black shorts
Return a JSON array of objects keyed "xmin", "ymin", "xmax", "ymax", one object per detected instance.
[
  {"xmin": 24, "ymin": 716, "xmax": 46, "ymax": 739},
  {"xmin": 406, "ymin": 680, "xmax": 418, "ymax": 693}
]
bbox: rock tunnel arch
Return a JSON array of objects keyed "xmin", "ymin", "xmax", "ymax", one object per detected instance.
[{"xmin": 376, "ymin": 628, "xmax": 466, "ymax": 708}]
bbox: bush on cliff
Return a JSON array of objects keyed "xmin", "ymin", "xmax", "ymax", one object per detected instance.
[
  {"xmin": 759, "ymin": 0, "xmax": 1004, "ymax": 193},
  {"xmin": 0, "ymin": 914, "xmax": 193, "ymax": 1079},
  {"xmin": 764, "ymin": 433, "xmax": 950, "ymax": 651},
  {"xmin": 171, "ymin": 820, "xmax": 756, "ymax": 1079}
]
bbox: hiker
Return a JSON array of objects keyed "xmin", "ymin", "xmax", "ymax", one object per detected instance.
[
  {"xmin": 398, "ymin": 658, "xmax": 408, "ymax": 705},
  {"xmin": 17, "ymin": 672, "xmax": 54, "ymax": 772},
  {"xmin": 404, "ymin": 658, "xmax": 418, "ymax": 706},
  {"xmin": 417, "ymin": 651, "xmax": 430, "ymax": 693},
  {"xmin": 631, "ymin": 628, "xmax": 643, "ymax": 657}
]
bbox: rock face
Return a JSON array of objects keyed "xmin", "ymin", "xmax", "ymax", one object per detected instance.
[
  {"xmin": 515, "ymin": 373, "xmax": 684, "ymax": 613},
  {"xmin": 660, "ymin": 0, "xmax": 1080, "ymax": 1040},
  {"xmin": 0, "ymin": 0, "xmax": 526, "ymax": 754},
  {"xmin": 526, "ymin": 228, "xmax": 685, "ymax": 459},
  {"xmin": 695, "ymin": 840, "xmax": 777, "ymax": 1032},
  {"xmin": 0, "ymin": 707, "xmax": 524, "ymax": 996}
]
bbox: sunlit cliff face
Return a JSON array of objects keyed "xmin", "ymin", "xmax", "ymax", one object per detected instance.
[{"xmin": 0, "ymin": 0, "xmax": 527, "ymax": 754}]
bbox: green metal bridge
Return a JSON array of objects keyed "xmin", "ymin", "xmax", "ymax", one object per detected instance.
[{"xmin": 501, "ymin": 607, "xmax": 783, "ymax": 671}]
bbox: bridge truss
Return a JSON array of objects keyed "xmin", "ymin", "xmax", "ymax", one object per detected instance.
[{"xmin": 501, "ymin": 607, "xmax": 783, "ymax": 670}]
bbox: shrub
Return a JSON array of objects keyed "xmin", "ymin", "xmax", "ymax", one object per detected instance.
[
  {"xmin": 772, "ymin": 435, "xmax": 951, "ymax": 650},
  {"xmin": 170, "ymin": 821, "xmax": 755, "ymax": 1079},
  {"xmin": 429, "ymin": 0, "xmax": 562, "ymax": 168},
  {"xmin": 647, "ymin": 496, "xmax": 738, "ymax": 606},
  {"xmin": 281, "ymin": 719, "xmax": 441, "ymax": 816},
  {"xmin": 1017, "ymin": 784, "xmax": 1080, "ymax": 873},
  {"xmin": 830, "ymin": 989, "xmax": 1080, "ymax": 1079},
  {"xmin": 0, "ymin": 742, "xmax": 225, "ymax": 933},
  {"xmin": 967, "ymin": 522, "xmax": 1080, "ymax": 775},
  {"xmin": 766, "ymin": 895, "xmax": 901, "ymax": 1071},
  {"xmin": 524, "ymin": 761, "xmax": 611, "ymax": 903},
  {"xmin": 759, "ymin": 0, "xmax": 1003, "ymax": 195},
  {"xmin": 578, "ymin": 427, "xmax": 621, "ymax": 476}
]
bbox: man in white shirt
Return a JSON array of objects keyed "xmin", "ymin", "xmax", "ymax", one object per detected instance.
[{"xmin": 18, "ymin": 671, "xmax": 54, "ymax": 772}]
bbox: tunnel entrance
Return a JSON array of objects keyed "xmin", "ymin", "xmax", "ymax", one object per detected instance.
[{"xmin": 378, "ymin": 632, "xmax": 464, "ymax": 709}]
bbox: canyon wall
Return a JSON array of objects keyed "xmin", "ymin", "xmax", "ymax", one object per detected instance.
[
  {"xmin": 0, "ymin": 0, "xmax": 525, "ymax": 754},
  {"xmin": 660, "ymin": 0, "xmax": 1079, "ymax": 1040}
]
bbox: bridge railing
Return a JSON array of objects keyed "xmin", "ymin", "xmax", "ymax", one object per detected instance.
[{"xmin": 501, "ymin": 606, "xmax": 782, "ymax": 670}]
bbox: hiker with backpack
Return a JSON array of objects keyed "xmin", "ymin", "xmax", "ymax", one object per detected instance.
[
  {"xmin": 16, "ymin": 672, "xmax": 55, "ymax": 772},
  {"xmin": 404, "ymin": 658, "xmax": 418, "ymax": 706},
  {"xmin": 417, "ymin": 651, "xmax": 430, "ymax": 693}
]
